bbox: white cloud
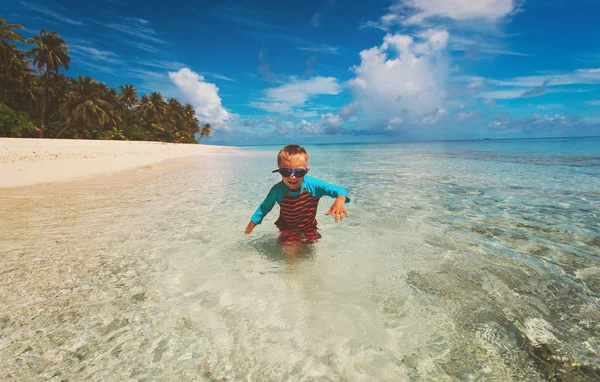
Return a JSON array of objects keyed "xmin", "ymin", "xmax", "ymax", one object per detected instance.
[
  {"xmin": 169, "ymin": 68, "xmax": 229, "ymax": 124},
  {"xmin": 402, "ymin": 0, "xmax": 515, "ymax": 24},
  {"xmin": 252, "ymin": 76, "xmax": 340, "ymax": 113},
  {"xmin": 466, "ymin": 76, "xmax": 486, "ymax": 89},
  {"xmin": 362, "ymin": 0, "xmax": 515, "ymax": 30},
  {"xmin": 478, "ymin": 68, "xmax": 600, "ymax": 99},
  {"xmin": 489, "ymin": 68, "xmax": 600, "ymax": 87},
  {"xmin": 321, "ymin": 112, "xmax": 343, "ymax": 128},
  {"xmin": 486, "ymin": 113, "xmax": 598, "ymax": 136},
  {"xmin": 249, "ymin": 101, "xmax": 290, "ymax": 113},
  {"xmin": 536, "ymin": 104, "xmax": 564, "ymax": 110},
  {"xmin": 20, "ymin": 1, "xmax": 83, "ymax": 26},
  {"xmin": 100, "ymin": 21, "xmax": 165, "ymax": 44},
  {"xmin": 131, "ymin": 17, "xmax": 149, "ymax": 25},
  {"xmin": 482, "ymin": 89, "xmax": 530, "ymax": 99},
  {"xmin": 70, "ymin": 45, "xmax": 123, "ymax": 65},
  {"xmin": 204, "ymin": 73, "xmax": 235, "ymax": 82},
  {"xmin": 419, "ymin": 107, "xmax": 447, "ymax": 125},
  {"xmin": 298, "ymin": 45, "xmax": 340, "ymax": 54},
  {"xmin": 140, "ymin": 60, "xmax": 186, "ymax": 70},
  {"xmin": 449, "ymin": 35, "xmax": 528, "ymax": 57},
  {"xmin": 296, "ymin": 110, "xmax": 319, "ymax": 118},
  {"xmin": 457, "ymin": 111, "xmax": 476, "ymax": 121},
  {"xmin": 348, "ymin": 30, "xmax": 449, "ymax": 121},
  {"xmin": 340, "ymin": 102, "xmax": 359, "ymax": 119},
  {"xmin": 298, "ymin": 120, "xmax": 319, "ymax": 135}
]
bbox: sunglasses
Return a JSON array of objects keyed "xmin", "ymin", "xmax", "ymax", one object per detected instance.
[{"xmin": 272, "ymin": 168, "xmax": 309, "ymax": 178}]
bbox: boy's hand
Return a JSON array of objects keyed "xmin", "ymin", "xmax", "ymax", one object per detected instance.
[
  {"xmin": 325, "ymin": 195, "xmax": 349, "ymax": 222},
  {"xmin": 245, "ymin": 221, "xmax": 256, "ymax": 234}
]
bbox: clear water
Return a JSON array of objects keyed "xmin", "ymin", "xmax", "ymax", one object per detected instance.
[{"xmin": 1, "ymin": 137, "xmax": 599, "ymax": 380}]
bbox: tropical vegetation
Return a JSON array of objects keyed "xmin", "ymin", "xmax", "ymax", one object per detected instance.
[{"xmin": 0, "ymin": 17, "xmax": 212, "ymax": 143}]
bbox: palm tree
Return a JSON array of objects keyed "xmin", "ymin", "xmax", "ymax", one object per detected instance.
[
  {"xmin": 118, "ymin": 84, "xmax": 139, "ymax": 110},
  {"xmin": 0, "ymin": 18, "xmax": 24, "ymax": 65},
  {"xmin": 138, "ymin": 92, "xmax": 167, "ymax": 140},
  {"xmin": 181, "ymin": 103, "xmax": 201, "ymax": 141},
  {"xmin": 141, "ymin": 91, "xmax": 166, "ymax": 122},
  {"xmin": 165, "ymin": 98, "xmax": 186, "ymax": 142},
  {"xmin": 58, "ymin": 75, "xmax": 115, "ymax": 138},
  {"xmin": 167, "ymin": 98, "xmax": 183, "ymax": 119},
  {"xmin": 0, "ymin": 18, "xmax": 28, "ymax": 105},
  {"xmin": 27, "ymin": 29, "xmax": 70, "ymax": 138},
  {"xmin": 199, "ymin": 123, "xmax": 212, "ymax": 141},
  {"xmin": 0, "ymin": 47, "xmax": 33, "ymax": 105},
  {"xmin": 0, "ymin": 18, "xmax": 24, "ymax": 42}
]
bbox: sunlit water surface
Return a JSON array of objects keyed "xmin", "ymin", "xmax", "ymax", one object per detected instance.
[{"xmin": 1, "ymin": 138, "xmax": 599, "ymax": 380}]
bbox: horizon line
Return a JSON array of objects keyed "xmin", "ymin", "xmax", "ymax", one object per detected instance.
[{"xmin": 218, "ymin": 135, "xmax": 600, "ymax": 147}]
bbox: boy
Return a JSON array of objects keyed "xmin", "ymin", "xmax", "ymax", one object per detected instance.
[{"xmin": 245, "ymin": 144, "xmax": 350, "ymax": 246}]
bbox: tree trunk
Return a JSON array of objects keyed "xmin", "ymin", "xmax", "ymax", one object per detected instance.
[
  {"xmin": 55, "ymin": 124, "xmax": 70, "ymax": 138},
  {"xmin": 38, "ymin": 81, "xmax": 48, "ymax": 138}
]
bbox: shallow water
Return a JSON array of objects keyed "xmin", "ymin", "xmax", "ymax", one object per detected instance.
[{"xmin": 1, "ymin": 138, "xmax": 599, "ymax": 380}]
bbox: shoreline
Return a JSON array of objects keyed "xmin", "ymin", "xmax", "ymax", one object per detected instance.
[{"xmin": 0, "ymin": 138, "xmax": 239, "ymax": 188}]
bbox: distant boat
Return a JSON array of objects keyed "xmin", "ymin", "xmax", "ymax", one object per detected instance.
[{"xmin": 483, "ymin": 138, "xmax": 491, "ymax": 140}]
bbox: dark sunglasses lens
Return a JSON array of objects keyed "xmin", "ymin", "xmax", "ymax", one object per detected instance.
[
  {"xmin": 295, "ymin": 169, "xmax": 307, "ymax": 177},
  {"xmin": 278, "ymin": 169, "xmax": 293, "ymax": 177}
]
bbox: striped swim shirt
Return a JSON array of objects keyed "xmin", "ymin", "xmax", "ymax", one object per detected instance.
[{"xmin": 250, "ymin": 175, "xmax": 350, "ymax": 231}]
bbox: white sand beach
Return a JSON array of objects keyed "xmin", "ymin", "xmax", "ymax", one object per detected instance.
[{"xmin": 0, "ymin": 138, "xmax": 238, "ymax": 188}]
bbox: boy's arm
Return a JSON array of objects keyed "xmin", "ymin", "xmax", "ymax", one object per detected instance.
[
  {"xmin": 246, "ymin": 184, "xmax": 282, "ymax": 234},
  {"xmin": 306, "ymin": 177, "xmax": 350, "ymax": 222},
  {"xmin": 307, "ymin": 177, "xmax": 351, "ymax": 202}
]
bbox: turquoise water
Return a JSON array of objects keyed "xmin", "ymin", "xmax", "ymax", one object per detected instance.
[{"xmin": 1, "ymin": 137, "xmax": 599, "ymax": 380}]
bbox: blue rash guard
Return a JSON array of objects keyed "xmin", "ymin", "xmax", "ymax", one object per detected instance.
[{"xmin": 250, "ymin": 175, "xmax": 350, "ymax": 230}]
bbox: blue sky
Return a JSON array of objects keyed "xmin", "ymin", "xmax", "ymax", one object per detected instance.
[{"xmin": 3, "ymin": 0, "xmax": 600, "ymax": 145}]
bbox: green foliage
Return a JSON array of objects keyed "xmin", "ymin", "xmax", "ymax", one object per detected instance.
[
  {"xmin": 0, "ymin": 17, "xmax": 210, "ymax": 144},
  {"xmin": 0, "ymin": 103, "xmax": 36, "ymax": 137}
]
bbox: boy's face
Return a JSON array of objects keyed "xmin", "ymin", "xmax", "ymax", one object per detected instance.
[{"xmin": 279, "ymin": 156, "xmax": 308, "ymax": 191}]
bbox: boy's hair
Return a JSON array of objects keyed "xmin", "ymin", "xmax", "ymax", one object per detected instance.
[{"xmin": 278, "ymin": 144, "xmax": 308, "ymax": 166}]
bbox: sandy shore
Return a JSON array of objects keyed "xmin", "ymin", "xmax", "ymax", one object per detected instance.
[{"xmin": 0, "ymin": 138, "xmax": 238, "ymax": 188}]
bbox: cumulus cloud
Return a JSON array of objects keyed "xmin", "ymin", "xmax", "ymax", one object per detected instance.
[
  {"xmin": 298, "ymin": 119, "xmax": 319, "ymax": 135},
  {"xmin": 321, "ymin": 112, "xmax": 343, "ymax": 127},
  {"xmin": 348, "ymin": 30, "xmax": 449, "ymax": 122},
  {"xmin": 251, "ymin": 76, "xmax": 340, "ymax": 113},
  {"xmin": 168, "ymin": 68, "xmax": 229, "ymax": 124}
]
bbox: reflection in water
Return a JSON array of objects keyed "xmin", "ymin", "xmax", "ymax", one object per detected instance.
[{"xmin": 1, "ymin": 139, "xmax": 600, "ymax": 380}]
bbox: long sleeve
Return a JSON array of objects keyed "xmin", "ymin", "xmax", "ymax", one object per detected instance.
[
  {"xmin": 250, "ymin": 183, "xmax": 284, "ymax": 224},
  {"xmin": 305, "ymin": 176, "xmax": 350, "ymax": 203}
]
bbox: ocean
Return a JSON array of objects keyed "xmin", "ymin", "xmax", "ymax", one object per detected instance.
[{"xmin": 1, "ymin": 137, "xmax": 599, "ymax": 380}]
